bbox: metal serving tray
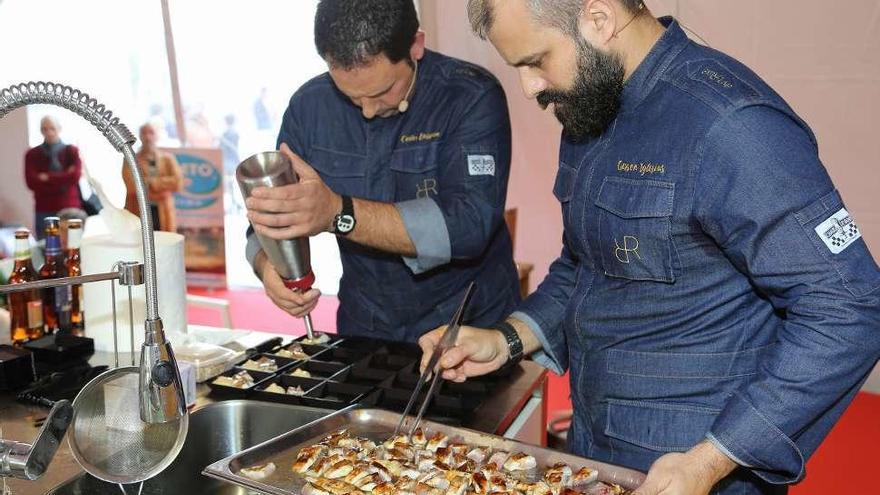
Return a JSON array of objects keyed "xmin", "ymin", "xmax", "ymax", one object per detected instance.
[{"xmin": 203, "ymin": 407, "xmax": 646, "ymax": 494}]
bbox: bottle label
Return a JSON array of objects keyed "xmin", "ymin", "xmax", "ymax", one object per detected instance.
[
  {"xmin": 28, "ymin": 300, "xmax": 43, "ymax": 328},
  {"xmin": 45, "ymin": 235, "xmax": 62, "ymax": 256},
  {"xmin": 67, "ymin": 228, "xmax": 83, "ymax": 249},
  {"xmin": 14, "ymin": 237, "xmax": 30, "ymax": 260}
]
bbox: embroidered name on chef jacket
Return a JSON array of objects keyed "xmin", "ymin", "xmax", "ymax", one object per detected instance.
[
  {"xmin": 467, "ymin": 154, "xmax": 496, "ymax": 176},
  {"xmin": 815, "ymin": 208, "xmax": 861, "ymax": 254}
]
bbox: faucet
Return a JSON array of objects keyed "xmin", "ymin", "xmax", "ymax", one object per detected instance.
[
  {"xmin": 0, "ymin": 81, "xmax": 187, "ymax": 425},
  {"xmin": 0, "ymin": 401, "xmax": 73, "ymax": 480}
]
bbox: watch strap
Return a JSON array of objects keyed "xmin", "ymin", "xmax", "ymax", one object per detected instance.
[
  {"xmin": 333, "ymin": 195, "xmax": 356, "ymax": 235},
  {"xmin": 493, "ymin": 320, "xmax": 524, "ymax": 366}
]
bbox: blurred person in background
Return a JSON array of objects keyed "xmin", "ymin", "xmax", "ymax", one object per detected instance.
[
  {"xmin": 122, "ymin": 123, "xmax": 184, "ymax": 232},
  {"xmin": 253, "ymin": 87, "xmax": 274, "ymax": 131},
  {"xmin": 24, "ymin": 115, "xmax": 82, "ymax": 238},
  {"xmin": 185, "ymin": 106, "xmax": 216, "ymax": 148},
  {"xmin": 220, "ymin": 113, "xmax": 243, "ymax": 213}
]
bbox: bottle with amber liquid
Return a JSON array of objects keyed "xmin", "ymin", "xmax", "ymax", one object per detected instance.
[
  {"xmin": 65, "ymin": 219, "xmax": 85, "ymax": 335},
  {"xmin": 40, "ymin": 217, "xmax": 72, "ymax": 334},
  {"xmin": 8, "ymin": 228, "xmax": 43, "ymax": 344}
]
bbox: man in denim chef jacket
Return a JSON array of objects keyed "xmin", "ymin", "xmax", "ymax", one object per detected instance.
[
  {"xmin": 419, "ymin": 1, "xmax": 880, "ymax": 493},
  {"xmin": 245, "ymin": 0, "xmax": 519, "ymax": 342}
]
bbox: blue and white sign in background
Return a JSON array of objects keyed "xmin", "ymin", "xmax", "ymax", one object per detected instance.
[{"xmin": 164, "ymin": 147, "xmax": 227, "ymax": 288}]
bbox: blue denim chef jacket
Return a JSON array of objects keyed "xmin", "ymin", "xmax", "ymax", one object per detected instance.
[
  {"xmin": 247, "ymin": 50, "xmax": 519, "ymax": 342},
  {"xmin": 514, "ymin": 18, "xmax": 880, "ymax": 493}
]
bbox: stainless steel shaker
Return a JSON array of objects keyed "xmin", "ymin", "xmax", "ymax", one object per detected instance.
[{"xmin": 237, "ymin": 151, "xmax": 317, "ymax": 338}]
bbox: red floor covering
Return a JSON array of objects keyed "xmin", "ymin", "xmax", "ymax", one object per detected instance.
[{"xmin": 188, "ymin": 287, "xmax": 880, "ymax": 494}]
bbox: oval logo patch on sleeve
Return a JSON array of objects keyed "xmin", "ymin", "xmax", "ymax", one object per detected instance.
[{"xmin": 815, "ymin": 208, "xmax": 861, "ymax": 254}]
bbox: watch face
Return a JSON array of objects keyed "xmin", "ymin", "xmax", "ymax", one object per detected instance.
[{"xmin": 336, "ymin": 214, "xmax": 356, "ymax": 234}]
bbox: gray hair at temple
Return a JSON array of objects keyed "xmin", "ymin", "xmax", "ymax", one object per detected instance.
[
  {"xmin": 40, "ymin": 114, "xmax": 61, "ymax": 129},
  {"xmin": 468, "ymin": 0, "xmax": 644, "ymax": 39}
]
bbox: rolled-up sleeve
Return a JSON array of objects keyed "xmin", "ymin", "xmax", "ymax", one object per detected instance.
[
  {"xmin": 396, "ymin": 198, "xmax": 452, "ymax": 273},
  {"xmin": 398, "ymin": 82, "xmax": 512, "ymax": 274},
  {"xmin": 512, "ymin": 235, "xmax": 581, "ymax": 375},
  {"xmin": 245, "ymin": 226, "xmax": 261, "ymax": 269},
  {"xmin": 695, "ymin": 104, "xmax": 880, "ymax": 484}
]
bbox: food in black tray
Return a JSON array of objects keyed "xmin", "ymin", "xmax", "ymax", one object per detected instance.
[
  {"xmin": 295, "ymin": 332, "xmax": 344, "ymax": 347},
  {"xmin": 240, "ymin": 355, "xmax": 280, "ymax": 372},
  {"xmin": 264, "ymin": 383, "xmax": 306, "ymax": 396},
  {"xmin": 208, "ymin": 368, "xmax": 273, "ymax": 399},
  {"xmin": 286, "ymin": 359, "xmax": 349, "ymax": 380},
  {"xmin": 271, "ymin": 343, "xmax": 310, "ymax": 360},
  {"xmin": 240, "ymin": 353, "xmax": 297, "ymax": 372},
  {"xmin": 292, "ymin": 428, "xmax": 621, "ymax": 495},
  {"xmin": 253, "ymin": 375, "xmax": 325, "ymax": 405}
]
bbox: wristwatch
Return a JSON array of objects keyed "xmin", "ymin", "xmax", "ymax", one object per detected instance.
[
  {"xmin": 493, "ymin": 320, "xmax": 524, "ymax": 366},
  {"xmin": 332, "ymin": 195, "xmax": 356, "ymax": 235}
]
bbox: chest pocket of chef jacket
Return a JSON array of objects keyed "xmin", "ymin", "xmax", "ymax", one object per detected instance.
[
  {"xmin": 390, "ymin": 143, "xmax": 440, "ymax": 202},
  {"xmin": 595, "ymin": 177, "xmax": 676, "ymax": 283},
  {"xmin": 310, "ymin": 146, "xmax": 368, "ymax": 197}
]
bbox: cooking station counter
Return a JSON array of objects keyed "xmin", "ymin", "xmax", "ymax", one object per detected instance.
[{"xmin": 1, "ymin": 332, "xmax": 547, "ymax": 494}]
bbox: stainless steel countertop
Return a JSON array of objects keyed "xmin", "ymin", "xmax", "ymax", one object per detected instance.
[{"xmin": 1, "ymin": 338, "xmax": 547, "ymax": 494}]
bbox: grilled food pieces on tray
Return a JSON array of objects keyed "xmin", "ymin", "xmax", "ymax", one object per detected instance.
[{"xmin": 294, "ymin": 428, "xmax": 628, "ymax": 495}]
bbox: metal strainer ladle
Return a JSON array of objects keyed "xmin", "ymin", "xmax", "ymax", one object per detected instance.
[
  {"xmin": 68, "ymin": 367, "xmax": 188, "ymax": 484},
  {"xmin": 66, "ymin": 262, "xmax": 188, "ymax": 484}
]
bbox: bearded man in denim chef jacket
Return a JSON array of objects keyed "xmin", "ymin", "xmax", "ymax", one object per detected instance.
[{"xmin": 419, "ymin": 1, "xmax": 880, "ymax": 494}]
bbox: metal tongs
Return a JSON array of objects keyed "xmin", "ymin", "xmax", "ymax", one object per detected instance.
[{"xmin": 393, "ymin": 281, "xmax": 475, "ymax": 438}]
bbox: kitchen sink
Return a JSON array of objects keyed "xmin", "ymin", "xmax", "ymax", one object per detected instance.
[{"xmin": 48, "ymin": 400, "xmax": 332, "ymax": 495}]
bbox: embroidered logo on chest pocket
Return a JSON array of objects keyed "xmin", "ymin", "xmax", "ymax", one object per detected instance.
[{"xmin": 614, "ymin": 235, "xmax": 643, "ymax": 264}]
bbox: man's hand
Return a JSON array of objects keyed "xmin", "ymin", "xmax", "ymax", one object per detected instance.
[
  {"xmin": 633, "ymin": 441, "xmax": 737, "ymax": 495},
  {"xmin": 418, "ymin": 326, "xmax": 509, "ymax": 382},
  {"xmin": 38, "ymin": 172, "xmax": 49, "ymax": 181},
  {"xmin": 255, "ymin": 251, "xmax": 320, "ymax": 318},
  {"xmin": 246, "ymin": 143, "xmax": 342, "ymax": 239}
]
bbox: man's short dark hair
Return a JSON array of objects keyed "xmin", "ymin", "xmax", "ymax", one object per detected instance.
[
  {"xmin": 468, "ymin": 0, "xmax": 644, "ymax": 39},
  {"xmin": 315, "ymin": 0, "xmax": 419, "ymax": 69}
]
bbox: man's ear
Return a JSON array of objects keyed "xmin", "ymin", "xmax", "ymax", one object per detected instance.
[
  {"xmin": 410, "ymin": 30, "xmax": 427, "ymax": 61},
  {"xmin": 578, "ymin": 0, "xmax": 618, "ymax": 47}
]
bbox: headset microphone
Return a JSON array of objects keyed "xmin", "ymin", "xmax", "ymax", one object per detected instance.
[{"xmin": 398, "ymin": 59, "xmax": 419, "ymax": 113}]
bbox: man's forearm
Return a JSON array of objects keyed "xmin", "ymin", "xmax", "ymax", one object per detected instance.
[
  {"xmin": 345, "ymin": 197, "xmax": 417, "ymax": 257},
  {"xmin": 691, "ymin": 440, "xmax": 738, "ymax": 485}
]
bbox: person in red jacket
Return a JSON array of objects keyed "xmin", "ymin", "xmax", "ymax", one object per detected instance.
[{"xmin": 24, "ymin": 115, "xmax": 82, "ymax": 237}]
